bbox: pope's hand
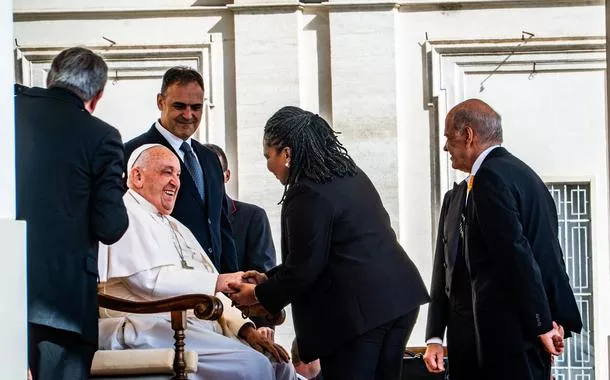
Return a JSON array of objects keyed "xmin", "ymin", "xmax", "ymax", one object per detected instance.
[{"xmin": 215, "ymin": 271, "xmax": 244, "ymax": 293}]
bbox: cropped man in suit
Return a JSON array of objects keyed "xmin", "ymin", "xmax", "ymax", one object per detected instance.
[
  {"xmin": 442, "ymin": 98, "xmax": 582, "ymax": 379},
  {"xmin": 204, "ymin": 143, "xmax": 276, "ymax": 273},
  {"xmin": 15, "ymin": 47, "xmax": 129, "ymax": 380},
  {"xmin": 423, "ymin": 180, "xmax": 481, "ymax": 380},
  {"xmin": 124, "ymin": 67, "xmax": 237, "ymax": 273}
]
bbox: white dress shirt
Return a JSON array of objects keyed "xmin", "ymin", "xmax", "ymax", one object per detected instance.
[{"xmin": 154, "ymin": 120, "xmax": 202, "ymax": 166}]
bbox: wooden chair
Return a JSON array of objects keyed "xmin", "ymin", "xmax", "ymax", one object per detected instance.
[
  {"xmin": 91, "ymin": 289, "xmax": 285, "ymax": 380},
  {"xmin": 91, "ymin": 290, "xmax": 223, "ymax": 380}
]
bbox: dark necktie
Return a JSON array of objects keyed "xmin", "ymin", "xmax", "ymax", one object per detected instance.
[{"xmin": 180, "ymin": 141, "xmax": 205, "ymax": 201}]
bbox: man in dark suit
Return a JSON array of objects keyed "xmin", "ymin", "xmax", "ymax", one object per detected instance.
[
  {"xmin": 423, "ymin": 180, "xmax": 481, "ymax": 380},
  {"xmin": 124, "ymin": 67, "xmax": 238, "ymax": 273},
  {"xmin": 442, "ymin": 98, "xmax": 582, "ymax": 379},
  {"xmin": 204, "ymin": 143, "xmax": 276, "ymax": 273},
  {"xmin": 15, "ymin": 47, "xmax": 129, "ymax": 380}
]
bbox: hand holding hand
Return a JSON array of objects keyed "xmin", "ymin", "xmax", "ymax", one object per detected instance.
[
  {"xmin": 551, "ymin": 321, "xmax": 565, "ymax": 353},
  {"xmin": 242, "ymin": 270, "xmax": 268, "ymax": 285},
  {"xmin": 239, "ymin": 325, "xmax": 289, "ymax": 363},
  {"xmin": 538, "ymin": 325, "xmax": 564, "ymax": 356},
  {"xmin": 227, "ymin": 282, "xmax": 258, "ymax": 306},
  {"xmin": 257, "ymin": 327, "xmax": 275, "ymax": 342},
  {"xmin": 423, "ymin": 343, "xmax": 445, "ymax": 373},
  {"xmin": 216, "ymin": 271, "xmax": 245, "ymax": 293}
]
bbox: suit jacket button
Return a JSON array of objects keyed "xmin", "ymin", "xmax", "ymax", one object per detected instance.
[
  {"xmin": 208, "ymin": 248, "xmax": 213, "ymax": 253},
  {"xmin": 208, "ymin": 218, "xmax": 212, "ymax": 225},
  {"xmin": 445, "ymin": 286, "xmax": 450, "ymax": 293}
]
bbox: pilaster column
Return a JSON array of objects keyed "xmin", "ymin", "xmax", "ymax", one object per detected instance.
[{"xmin": 0, "ymin": 0, "xmax": 28, "ymax": 378}]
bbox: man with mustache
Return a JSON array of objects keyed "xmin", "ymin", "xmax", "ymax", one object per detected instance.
[{"xmin": 124, "ymin": 67, "xmax": 238, "ymax": 273}]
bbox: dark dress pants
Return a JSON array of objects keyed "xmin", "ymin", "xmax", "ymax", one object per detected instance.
[
  {"xmin": 446, "ymin": 304, "xmax": 482, "ymax": 380},
  {"xmin": 481, "ymin": 341, "xmax": 551, "ymax": 380},
  {"xmin": 319, "ymin": 307, "xmax": 419, "ymax": 380},
  {"xmin": 29, "ymin": 323, "xmax": 97, "ymax": 380}
]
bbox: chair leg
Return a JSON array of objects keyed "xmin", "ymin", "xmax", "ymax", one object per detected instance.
[{"xmin": 170, "ymin": 311, "xmax": 188, "ymax": 380}]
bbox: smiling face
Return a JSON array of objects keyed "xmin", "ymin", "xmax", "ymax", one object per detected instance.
[
  {"xmin": 130, "ymin": 146, "xmax": 181, "ymax": 215},
  {"xmin": 157, "ymin": 81, "xmax": 204, "ymax": 140},
  {"xmin": 263, "ymin": 141, "xmax": 291, "ymax": 186}
]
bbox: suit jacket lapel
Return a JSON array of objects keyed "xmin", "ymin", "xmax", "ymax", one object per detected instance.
[
  {"xmin": 226, "ymin": 196, "xmax": 237, "ymax": 224},
  {"xmin": 445, "ymin": 181, "xmax": 467, "ymax": 268},
  {"xmin": 148, "ymin": 125, "xmax": 205, "ymax": 209}
]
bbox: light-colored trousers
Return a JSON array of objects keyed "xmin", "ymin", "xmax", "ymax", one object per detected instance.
[{"xmin": 99, "ymin": 316, "xmax": 296, "ymax": 380}]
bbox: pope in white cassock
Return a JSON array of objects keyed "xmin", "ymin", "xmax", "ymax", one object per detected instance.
[{"xmin": 97, "ymin": 143, "xmax": 296, "ymax": 380}]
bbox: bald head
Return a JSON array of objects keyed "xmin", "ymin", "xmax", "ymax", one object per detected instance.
[
  {"xmin": 128, "ymin": 145, "xmax": 181, "ymax": 215},
  {"xmin": 447, "ymin": 98, "xmax": 503, "ymax": 146},
  {"xmin": 128, "ymin": 146, "xmax": 175, "ymax": 184}
]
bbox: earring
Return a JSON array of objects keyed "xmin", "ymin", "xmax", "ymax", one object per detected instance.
[{"xmin": 285, "ymin": 162, "xmax": 290, "ymax": 168}]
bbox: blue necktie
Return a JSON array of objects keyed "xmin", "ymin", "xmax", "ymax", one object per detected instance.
[{"xmin": 180, "ymin": 141, "xmax": 205, "ymax": 201}]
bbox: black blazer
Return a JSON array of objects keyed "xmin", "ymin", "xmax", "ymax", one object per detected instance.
[
  {"xmin": 227, "ymin": 197, "xmax": 276, "ymax": 272},
  {"xmin": 125, "ymin": 126, "xmax": 238, "ymax": 272},
  {"xmin": 465, "ymin": 147, "xmax": 582, "ymax": 363},
  {"xmin": 426, "ymin": 181, "xmax": 468, "ymax": 341},
  {"xmin": 256, "ymin": 168, "xmax": 430, "ymax": 362},
  {"xmin": 15, "ymin": 87, "xmax": 128, "ymax": 343}
]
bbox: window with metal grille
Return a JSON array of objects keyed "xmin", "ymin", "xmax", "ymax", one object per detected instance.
[{"xmin": 547, "ymin": 183, "xmax": 594, "ymax": 380}]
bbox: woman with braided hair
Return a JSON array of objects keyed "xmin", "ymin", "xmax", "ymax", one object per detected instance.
[{"xmin": 229, "ymin": 106, "xmax": 429, "ymax": 380}]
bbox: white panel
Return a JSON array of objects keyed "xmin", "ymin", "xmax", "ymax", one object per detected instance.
[{"xmin": 0, "ymin": 0, "xmax": 27, "ymax": 378}]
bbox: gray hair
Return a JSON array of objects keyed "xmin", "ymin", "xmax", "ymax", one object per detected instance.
[
  {"xmin": 450, "ymin": 100, "xmax": 503, "ymax": 145},
  {"xmin": 46, "ymin": 47, "xmax": 108, "ymax": 102}
]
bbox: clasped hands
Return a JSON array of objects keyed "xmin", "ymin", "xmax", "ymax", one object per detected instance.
[
  {"xmin": 216, "ymin": 269, "xmax": 268, "ymax": 309},
  {"xmin": 538, "ymin": 321, "xmax": 565, "ymax": 356},
  {"xmin": 216, "ymin": 271, "xmax": 289, "ymax": 362}
]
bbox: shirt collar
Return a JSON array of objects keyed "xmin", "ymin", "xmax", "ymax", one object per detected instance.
[
  {"xmin": 126, "ymin": 188, "xmax": 163, "ymax": 216},
  {"xmin": 470, "ymin": 145, "xmax": 500, "ymax": 176},
  {"xmin": 155, "ymin": 120, "xmax": 193, "ymax": 153}
]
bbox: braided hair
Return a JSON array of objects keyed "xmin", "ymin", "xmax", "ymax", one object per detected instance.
[{"xmin": 264, "ymin": 106, "xmax": 357, "ymax": 203}]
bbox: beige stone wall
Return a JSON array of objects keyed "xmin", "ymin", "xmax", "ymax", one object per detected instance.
[{"xmin": 12, "ymin": 1, "xmax": 609, "ymax": 376}]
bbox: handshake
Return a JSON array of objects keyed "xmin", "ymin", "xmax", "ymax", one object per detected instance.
[
  {"xmin": 216, "ymin": 270, "xmax": 276, "ymax": 320},
  {"xmin": 216, "ymin": 270, "xmax": 269, "ymax": 294}
]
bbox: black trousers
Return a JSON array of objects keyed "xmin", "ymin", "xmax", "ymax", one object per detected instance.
[
  {"xmin": 319, "ymin": 307, "xmax": 419, "ymax": 380},
  {"xmin": 28, "ymin": 323, "xmax": 97, "ymax": 380},
  {"xmin": 446, "ymin": 305, "xmax": 481, "ymax": 380},
  {"xmin": 481, "ymin": 341, "xmax": 551, "ymax": 380}
]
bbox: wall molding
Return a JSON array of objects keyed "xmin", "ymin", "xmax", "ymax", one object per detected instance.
[{"xmin": 13, "ymin": 0, "xmax": 602, "ymax": 20}]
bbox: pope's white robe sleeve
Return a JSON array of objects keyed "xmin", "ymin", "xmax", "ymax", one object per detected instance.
[
  {"xmin": 123, "ymin": 265, "xmax": 218, "ymax": 299},
  {"xmin": 122, "ymin": 268, "xmax": 251, "ymax": 338}
]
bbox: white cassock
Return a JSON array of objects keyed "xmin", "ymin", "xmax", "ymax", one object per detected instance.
[{"xmin": 98, "ymin": 189, "xmax": 295, "ymax": 380}]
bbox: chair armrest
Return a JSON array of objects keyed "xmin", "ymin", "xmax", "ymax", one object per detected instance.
[{"xmin": 98, "ymin": 293, "xmax": 223, "ymax": 321}]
